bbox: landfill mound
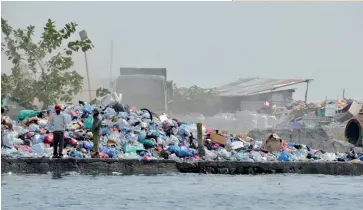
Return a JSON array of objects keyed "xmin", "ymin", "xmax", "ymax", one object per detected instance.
[
  {"xmin": 248, "ymin": 128, "xmax": 362, "ymax": 153},
  {"xmin": 1, "ymin": 94, "xmax": 363, "ymax": 163},
  {"xmin": 173, "ymin": 111, "xmax": 279, "ymax": 134}
]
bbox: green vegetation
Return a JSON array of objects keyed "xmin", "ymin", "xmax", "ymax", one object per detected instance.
[{"xmin": 1, "ymin": 18, "xmax": 94, "ymax": 109}]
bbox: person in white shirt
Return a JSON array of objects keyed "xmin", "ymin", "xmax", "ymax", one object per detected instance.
[{"xmin": 50, "ymin": 104, "xmax": 67, "ymax": 158}]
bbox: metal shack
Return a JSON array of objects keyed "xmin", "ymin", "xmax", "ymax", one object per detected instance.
[{"xmin": 216, "ymin": 78, "xmax": 312, "ymax": 112}]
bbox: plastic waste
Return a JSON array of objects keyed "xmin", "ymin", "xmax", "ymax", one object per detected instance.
[
  {"xmin": 104, "ymin": 107, "xmax": 117, "ymax": 117},
  {"xmin": 17, "ymin": 110, "xmax": 39, "ymax": 120},
  {"xmin": 141, "ymin": 139, "xmax": 155, "ymax": 149},
  {"xmin": 205, "ymin": 149, "xmax": 217, "ymax": 160},
  {"xmin": 28, "ymin": 124, "xmax": 40, "ymax": 132},
  {"xmin": 14, "ymin": 145, "xmax": 32, "ymax": 153},
  {"xmin": 70, "ymin": 150, "xmax": 84, "ymax": 158},
  {"xmin": 13, "ymin": 126, "xmax": 27, "ymax": 136},
  {"xmin": 3, "ymin": 132, "xmax": 20, "ymax": 147},
  {"xmin": 31, "ymin": 134, "xmax": 43, "ymax": 144},
  {"xmin": 116, "ymin": 119, "xmax": 129, "ymax": 130},
  {"xmin": 83, "ymin": 141, "xmax": 94, "ymax": 150},
  {"xmin": 31, "ymin": 143, "xmax": 45, "ymax": 154},
  {"xmin": 100, "ymin": 147, "xmax": 118, "ymax": 158},
  {"xmin": 123, "ymin": 144, "xmax": 143, "ymax": 153},
  {"xmin": 166, "ymin": 135, "xmax": 179, "ymax": 146},
  {"xmin": 84, "ymin": 116, "xmax": 94, "ymax": 129},
  {"xmin": 278, "ymin": 151, "xmax": 291, "ymax": 162},
  {"xmin": 122, "ymin": 152, "xmax": 140, "ymax": 159},
  {"xmin": 321, "ymin": 152, "xmax": 336, "ymax": 161}
]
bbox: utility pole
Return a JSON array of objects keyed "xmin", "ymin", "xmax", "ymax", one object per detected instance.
[
  {"xmin": 110, "ymin": 40, "xmax": 114, "ymax": 89},
  {"xmin": 343, "ymin": 89, "xmax": 345, "ymax": 99},
  {"xmin": 79, "ymin": 30, "xmax": 92, "ymax": 102}
]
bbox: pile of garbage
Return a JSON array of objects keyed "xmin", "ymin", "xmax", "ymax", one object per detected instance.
[{"xmin": 1, "ymin": 99, "xmax": 362, "ymax": 162}]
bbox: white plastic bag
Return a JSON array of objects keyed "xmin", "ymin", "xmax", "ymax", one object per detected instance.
[
  {"xmin": 100, "ymin": 92, "xmax": 123, "ymax": 107},
  {"xmin": 166, "ymin": 135, "xmax": 179, "ymax": 145},
  {"xmin": 3, "ymin": 132, "xmax": 17, "ymax": 147},
  {"xmin": 31, "ymin": 134, "xmax": 43, "ymax": 144},
  {"xmin": 31, "ymin": 143, "xmax": 45, "ymax": 154},
  {"xmin": 28, "ymin": 124, "xmax": 40, "ymax": 132},
  {"xmin": 13, "ymin": 126, "xmax": 27, "ymax": 136}
]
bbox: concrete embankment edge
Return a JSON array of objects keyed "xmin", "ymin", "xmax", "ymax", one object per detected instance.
[{"xmin": 2, "ymin": 158, "xmax": 363, "ymax": 176}]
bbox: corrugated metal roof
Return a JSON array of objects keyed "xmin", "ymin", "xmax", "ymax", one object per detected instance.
[{"xmin": 217, "ymin": 77, "xmax": 311, "ymax": 97}]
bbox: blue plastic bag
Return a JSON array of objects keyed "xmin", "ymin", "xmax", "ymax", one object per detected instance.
[
  {"xmin": 71, "ymin": 151, "xmax": 84, "ymax": 158},
  {"xmin": 138, "ymin": 131, "xmax": 146, "ymax": 142},
  {"xmin": 83, "ymin": 141, "xmax": 94, "ymax": 150},
  {"xmin": 278, "ymin": 151, "xmax": 291, "ymax": 162}
]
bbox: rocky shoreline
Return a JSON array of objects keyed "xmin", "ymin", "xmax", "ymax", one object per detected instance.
[{"xmin": 2, "ymin": 158, "xmax": 363, "ymax": 176}]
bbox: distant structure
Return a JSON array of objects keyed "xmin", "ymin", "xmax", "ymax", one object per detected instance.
[{"xmin": 216, "ymin": 77, "xmax": 312, "ymax": 112}]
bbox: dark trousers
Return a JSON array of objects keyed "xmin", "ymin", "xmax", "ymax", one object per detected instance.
[{"xmin": 53, "ymin": 131, "xmax": 64, "ymax": 156}]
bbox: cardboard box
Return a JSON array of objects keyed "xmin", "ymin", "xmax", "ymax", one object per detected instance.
[{"xmin": 210, "ymin": 133, "xmax": 227, "ymax": 145}]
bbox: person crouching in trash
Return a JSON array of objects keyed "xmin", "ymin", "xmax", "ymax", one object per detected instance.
[
  {"xmin": 91, "ymin": 108, "xmax": 102, "ymax": 158},
  {"xmin": 50, "ymin": 104, "xmax": 67, "ymax": 158}
]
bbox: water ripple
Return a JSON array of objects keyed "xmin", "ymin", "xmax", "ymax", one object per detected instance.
[{"xmin": 1, "ymin": 174, "xmax": 363, "ymax": 210}]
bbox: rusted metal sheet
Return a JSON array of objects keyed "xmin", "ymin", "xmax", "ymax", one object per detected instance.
[{"xmin": 217, "ymin": 77, "xmax": 311, "ymax": 97}]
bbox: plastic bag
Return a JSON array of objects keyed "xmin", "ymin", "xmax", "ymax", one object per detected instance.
[
  {"xmin": 38, "ymin": 119, "xmax": 48, "ymax": 128},
  {"xmin": 278, "ymin": 151, "xmax": 291, "ymax": 162},
  {"xmin": 166, "ymin": 135, "xmax": 179, "ymax": 145},
  {"xmin": 138, "ymin": 131, "xmax": 146, "ymax": 142},
  {"xmin": 28, "ymin": 124, "xmax": 40, "ymax": 132},
  {"xmin": 100, "ymin": 92, "xmax": 123, "ymax": 108},
  {"xmin": 84, "ymin": 116, "xmax": 94, "ymax": 129},
  {"xmin": 122, "ymin": 152, "xmax": 140, "ymax": 159},
  {"xmin": 116, "ymin": 119, "xmax": 129, "ymax": 130},
  {"xmin": 104, "ymin": 107, "xmax": 117, "ymax": 118},
  {"xmin": 15, "ymin": 145, "xmax": 32, "ymax": 153},
  {"xmin": 141, "ymin": 139, "xmax": 155, "ymax": 148},
  {"xmin": 205, "ymin": 149, "xmax": 217, "ymax": 160},
  {"xmin": 31, "ymin": 143, "xmax": 45, "ymax": 154},
  {"xmin": 17, "ymin": 110, "xmax": 39, "ymax": 120},
  {"xmin": 83, "ymin": 141, "xmax": 94, "ymax": 150},
  {"xmin": 70, "ymin": 151, "xmax": 84, "ymax": 158},
  {"xmin": 123, "ymin": 144, "xmax": 143, "ymax": 153},
  {"xmin": 103, "ymin": 148, "xmax": 118, "ymax": 158},
  {"xmin": 3, "ymin": 132, "xmax": 17, "ymax": 147},
  {"xmin": 31, "ymin": 134, "xmax": 43, "ymax": 144},
  {"xmin": 321, "ymin": 153, "xmax": 336, "ymax": 161},
  {"xmin": 13, "ymin": 126, "xmax": 27, "ymax": 136}
]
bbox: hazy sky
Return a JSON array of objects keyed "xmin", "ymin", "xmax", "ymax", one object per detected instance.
[{"xmin": 1, "ymin": 2, "xmax": 362, "ymax": 102}]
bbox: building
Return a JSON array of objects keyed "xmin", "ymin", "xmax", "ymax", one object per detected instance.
[{"xmin": 216, "ymin": 77, "xmax": 312, "ymax": 112}]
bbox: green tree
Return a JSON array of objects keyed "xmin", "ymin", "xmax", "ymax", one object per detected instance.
[
  {"xmin": 1, "ymin": 18, "xmax": 94, "ymax": 109},
  {"xmin": 172, "ymin": 84, "xmax": 220, "ymax": 115}
]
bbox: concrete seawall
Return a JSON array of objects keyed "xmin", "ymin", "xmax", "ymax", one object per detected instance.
[{"xmin": 2, "ymin": 158, "xmax": 363, "ymax": 176}]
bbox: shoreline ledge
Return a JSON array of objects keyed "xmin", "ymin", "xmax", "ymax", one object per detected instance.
[{"xmin": 2, "ymin": 158, "xmax": 363, "ymax": 176}]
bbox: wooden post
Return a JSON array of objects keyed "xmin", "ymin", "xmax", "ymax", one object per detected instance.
[
  {"xmin": 304, "ymin": 80, "xmax": 309, "ymax": 104},
  {"xmin": 196, "ymin": 122, "xmax": 205, "ymax": 157}
]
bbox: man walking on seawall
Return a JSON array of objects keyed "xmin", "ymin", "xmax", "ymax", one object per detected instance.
[
  {"xmin": 91, "ymin": 108, "xmax": 102, "ymax": 158},
  {"xmin": 50, "ymin": 104, "xmax": 67, "ymax": 158}
]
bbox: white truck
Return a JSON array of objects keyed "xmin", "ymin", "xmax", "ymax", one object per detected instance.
[{"xmin": 111, "ymin": 67, "xmax": 173, "ymax": 115}]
